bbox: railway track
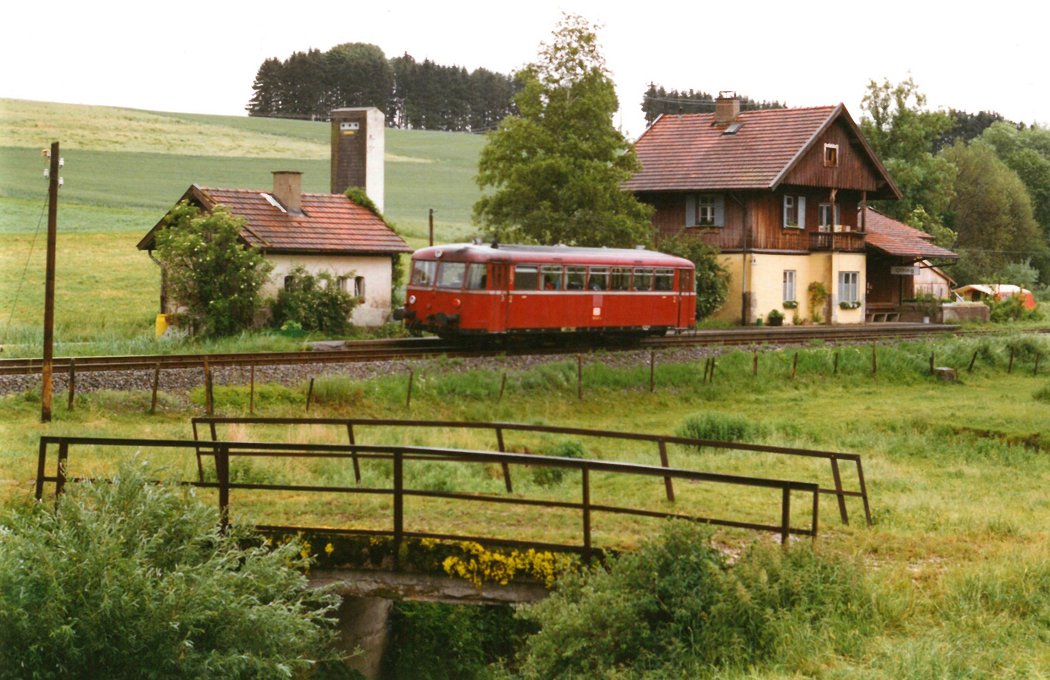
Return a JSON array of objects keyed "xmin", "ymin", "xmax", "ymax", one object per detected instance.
[{"xmin": 0, "ymin": 323, "xmax": 968, "ymax": 377}]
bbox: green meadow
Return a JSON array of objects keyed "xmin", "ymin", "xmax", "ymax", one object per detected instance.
[
  {"xmin": 3, "ymin": 336, "xmax": 1050, "ymax": 677},
  {"xmin": 0, "ymin": 98, "xmax": 485, "ymax": 355}
]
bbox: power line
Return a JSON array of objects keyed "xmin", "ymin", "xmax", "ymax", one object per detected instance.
[{"xmin": 0, "ymin": 193, "xmax": 48, "ymax": 348}]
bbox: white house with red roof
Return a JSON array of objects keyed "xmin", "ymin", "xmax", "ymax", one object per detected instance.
[{"xmin": 138, "ymin": 170, "xmax": 410, "ymax": 327}]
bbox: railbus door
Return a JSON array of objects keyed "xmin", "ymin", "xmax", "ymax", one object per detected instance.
[
  {"xmin": 678, "ymin": 268, "xmax": 696, "ymax": 327},
  {"xmin": 490, "ymin": 262, "xmax": 510, "ymax": 333}
]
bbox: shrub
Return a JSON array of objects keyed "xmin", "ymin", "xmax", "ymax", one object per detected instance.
[
  {"xmin": 0, "ymin": 461, "xmax": 343, "ymax": 678},
  {"xmin": 657, "ymin": 234, "xmax": 730, "ymax": 322},
  {"xmin": 270, "ymin": 266, "xmax": 358, "ymax": 334},
  {"xmin": 989, "ymin": 294, "xmax": 1040, "ymax": 323},
  {"xmin": 514, "ymin": 522, "xmax": 878, "ymax": 678},
  {"xmin": 677, "ymin": 412, "xmax": 763, "ymax": 443},
  {"xmin": 154, "ymin": 202, "xmax": 272, "ymax": 337},
  {"xmin": 530, "ymin": 439, "xmax": 585, "ymax": 487}
]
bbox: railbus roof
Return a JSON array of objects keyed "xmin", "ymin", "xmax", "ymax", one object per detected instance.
[{"xmin": 411, "ymin": 243, "xmax": 694, "ymax": 268}]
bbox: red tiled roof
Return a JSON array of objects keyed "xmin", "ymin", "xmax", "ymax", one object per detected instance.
[
  {"xmin": 625, "ymin": 106, "xmax": 841, "ymax": 192},
  {"xmin": 624, "ymin": 104, "xmax": 898, "ymax": 199},
  {"xmin": 139, "ymin": 185, "xmax": 410, "ymax": 254},
  {"xmin": 863, "ymin": 208, "xmax": 957, "ymax": 259}
]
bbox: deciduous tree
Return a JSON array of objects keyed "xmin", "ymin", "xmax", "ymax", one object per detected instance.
[{"xmin": 473, "ymin": 14, "xmax": 653, "ymax": 247}]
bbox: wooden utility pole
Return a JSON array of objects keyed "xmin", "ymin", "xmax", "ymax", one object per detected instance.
[
  {"xmin": 428, "ymin": 208, "xmax": 434, "ymax": 246},
  {"xmin": 41, "ymin": 141, "xmax": 60, "ymax": 423}
]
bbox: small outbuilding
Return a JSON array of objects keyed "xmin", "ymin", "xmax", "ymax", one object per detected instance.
[
  {"xmin": 954, "ymin": 284, "xmax": 1037, "ymax": 310},
  {"xmin": 137, "ymin": 171, "xmax": 410, "ymax": 327}
]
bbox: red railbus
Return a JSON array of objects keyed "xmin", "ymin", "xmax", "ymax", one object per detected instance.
[{"xmin": 394, "ymin": 243, "xmax": 696, "ymax": 337}]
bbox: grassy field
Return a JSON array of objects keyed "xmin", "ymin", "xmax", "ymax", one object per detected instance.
[
  {"xmin": 2, "ymin": 336, "xmax": 1049, "ymax": 676},
  {"xmin": 0, "ymin": 98, "xmax": 487, "ymax": 354}
]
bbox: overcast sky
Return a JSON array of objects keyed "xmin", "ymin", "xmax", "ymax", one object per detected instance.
[{"xmin": 3, "ymin": 0, "xmax": 1047, "ymax": 140}]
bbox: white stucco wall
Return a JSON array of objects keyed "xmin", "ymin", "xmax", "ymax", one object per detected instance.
[{"xmin": 263, "ymin": 254, "xmax": 395, "ymax": 327}]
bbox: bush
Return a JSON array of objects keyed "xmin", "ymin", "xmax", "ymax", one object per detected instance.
[
  {"xmin": 154, "ymin": 202, "xmax": 272, "ymax": 337},
  {"xmin": 270, "ymin": 266, "xmax": 358, "ymax": 334},
  {"xmin": 0, "ymin": 461, "xmax": 343, "ymax": 678},
  {"xmin": 514, "ymin": 522, "xmax": 878, "ymax": 678},
  {"xmin": 530, "ymin": 439, "xmax": 585, "ymax": 487},
  {"xmin": 657, "ymin": 234, "xmax": 730, "ymax": 322},
  {"xmin": 677, "ymin": 412, "xmax": 764, "ymax": 442},
  {"xmin": 988, "ymin": 294, "xmax": 1040, "ymax": 322}
]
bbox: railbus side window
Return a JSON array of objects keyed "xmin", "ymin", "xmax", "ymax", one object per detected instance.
[
  {"xmin": 465, "ymin": 263, "xmax": 488, "ymax": 289},
  {"xmin": 654, "ymin": 269, "xmax": 675, "ymax": 291},
  {"xmin": 566, "ymin": 266, "xmax": 586, "ymax": 290},
  {"xmin": 540, "ymin": 265, "xmax": 563, "ymax": 290},
  {"xmin": 436, "ymin": 261, "xmax": 467, "ymax": 289},
  {"xmin": 634, "ymin": 268, "xmax": 654, "ymax": 291},
  {"xmin": 610, "ymin": 267, "xmax": 631, "ymax": 291},
  {"xmin": 411, "ymin": 260, "xmax": 437, "ymax": 286},
  {"xmin": 513, "ymin": 265, "xmax": 540, "ymax": 291},
  {"xmin": 588, "ymin": 267, "xmax": 609, "ymax": 291}
]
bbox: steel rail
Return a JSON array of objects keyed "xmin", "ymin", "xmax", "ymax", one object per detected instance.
[{"xmin": 0, "ymin": 323, "xmax": 987, "ymax": 377}]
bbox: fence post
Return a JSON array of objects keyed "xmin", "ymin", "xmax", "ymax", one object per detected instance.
[
  {"xmin": 393, "ymin": 449, "xmax": 404, "ymax": 569},
  {"xmin": 55, "ymin": 441, "xmax": 69, "ymax": 500},
  {"xmin": 833, "ymin": 351, "xmax": 840, "ymax": 375},
  {"xmin": 581, "ymin": 464, "xmax": 592, "ymax": 556},
  {"xmin": 204, "ymin": 359, "xmax": 214, "ymax": 416},
  {"xmin": 406, "ymin": 369, "xmax": 415, "ymax": 408},
  {"xmin": 305, "ymin": 378, "xmax": 315, "ymax": 412},
  {"xmin": 346, "ymin": 423, "xmax": 362, "ymax": 483},
  {"xmin": 649, "ymin": 350, "xmax": 656, "ymax": 393},
  {"xmin": 577, "ymin": 354, "xmax": 583, "ymax": 400},
  {"xmin": 790, "ymin": 352, "xmax": 799, "ymax": 380},
  {"xmin": 780, "ymin": 487, "xmax": 791, "ymax": 545},
  {"xmin": 249, "ymin": 364, "xmax": 256, "ymax": 415},
  {"xmin": 1035, "ymin": 354, "xmax": 1042, "ymax": 376},
  {"xmin": 968, "ymin": 350, "xmax": 978, "ymax": 373},
  {"xmin": 752, "ymin": 349, "xmax": 758, "ymax": 377},
  {"xmin": 497, "ymin": 373, "xmax": 507, "ymax": 403},
  {"xmin": 709, "ymin": 358, "xmax": 716, "ymax": 383},
  {"xmin": 66, "ymin": 359, "xmax": 76, "ymax": 411},
  {"xmin": 495, "ymin": 427, "xmax": 512, "ymax": 493},
  {"xmin": 35, "ymin": 438, "xmax": 49, "ymax": 500},
  {"xmin": 871, "ymin": 342, "xmax": 878, "ymax": 376},
  {"xmin": 150, "ymin": 363, "xmax": 160, "ymax": 414},
  {"xmin": 830, "ymin": 457, "xmax": 849, "ymax": 525},
  {"xmin": 658, "ymin": 439, "xmax": 675, "ymax": 502},
  {"xmin": 929, "ymin": 352, "xmax": 935, "ymax": 376},
  {"xmin": 215, "ymin": 443, "xmax": 230, "ymax": 532}
]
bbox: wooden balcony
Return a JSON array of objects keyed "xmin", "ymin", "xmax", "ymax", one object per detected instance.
[{"xmin": 809, "ymin": 228, "xmax": 866, "ymax": 252}]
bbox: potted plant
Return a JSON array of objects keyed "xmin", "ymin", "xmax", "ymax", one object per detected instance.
[{"xmin": 767, "ymin": 309, "xmax": 784, "ymax": 326}]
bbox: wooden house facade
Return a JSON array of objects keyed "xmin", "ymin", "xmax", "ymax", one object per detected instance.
[{"xmin": 625, "ymin": 94, "xmax": 903, "ymax": 324}]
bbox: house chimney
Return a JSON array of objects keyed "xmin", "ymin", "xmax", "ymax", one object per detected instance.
[
  {"xmin": 330, "ymin": 107, "xmax": 385, "ymax": 212},
  {"xmin": 272, "ymin": 171, "xmax": 303, "ymax": 214},
  {"xmin": 714, "ymin": 90, "xmax": 740, "ymax": 126}
]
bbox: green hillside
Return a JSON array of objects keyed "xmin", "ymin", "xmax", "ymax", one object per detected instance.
[{"xmin": 0, "ymin": 98, "xmax": 488, "ymax": 353}]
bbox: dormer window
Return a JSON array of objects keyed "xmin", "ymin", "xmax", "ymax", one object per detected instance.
[{"xmin": 824, "ymin": 143, "xmax": 839, "ymax": 167}]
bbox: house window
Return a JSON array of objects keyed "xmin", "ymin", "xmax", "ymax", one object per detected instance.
[
  {"xmin": 824, "ymin": 143, "xmax": 839, "ymax": 167},
  {"xmin": 354, "ymin": 276, "xmax": 365, "ymax": 300},
  {"xmin": 283, "ymin": 275, "xmax": 297, "ymax": 291},
  {"xmin": 818, "ymin": 203, "xmax": 840, "ymax": 231},
  {"xmin": 838, "ymin": 271, "xmax": 859, "ymax": 304},
  {"xmin": 336, "ymin": 275, "xmax": 349, "ymax": 292},
  {"xmin": 783, "ymin": 195, "xmax": 806, "ymax": 228},
  {"xmin": 686, "ymin": 193, "xmax": 725, "ymax": 228},
  {"xmin": 783, "ymin": 270, "xmax": 796, "ymax": 303}
]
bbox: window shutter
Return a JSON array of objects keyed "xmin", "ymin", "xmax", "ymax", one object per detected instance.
[
  {"xmin": 685, "ymin": 195, "xmax": 697, "ymax": 227},
  {"xmin": 797, "ymin": 197, "xmax": 807, "ymax": 229},
  {"xmin": 782, "ymin": 196, "xmax": 789, "ymax": 227},
  {"xmin": 714, "ymin": 194, "xmax": 725, "ymax": 227},
  {"xmin": 834, "ymin": 203, "xmax": 840, "ymax": 227}
]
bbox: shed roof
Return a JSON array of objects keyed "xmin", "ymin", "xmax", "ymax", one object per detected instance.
[
  {"xmin": 863, "ymin": 208, "xmax": 958, "ymax": 260},
  {"xmin": 624, "ymin": 104, "xmax": 900, "ymax": 199},
  {"xmin": 138, "ymin": 185, "xmax": 410, "ymax": 255}
]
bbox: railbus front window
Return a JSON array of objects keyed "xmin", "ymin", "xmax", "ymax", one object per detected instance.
[
  {"xmin": 679, "ymin": 268, "xmax": 694, "ymax": 292},
  {"xmin": 541, "ymin": 265, "xmax": 563, "ymax": 290},
  {"xmin": 634, "ymin": 268, "xmax": 654, "ymax": 291},
  {"xmin": 513, "ymin": 265, "xmax": 540, "ymax": 291},
  {"xmin": 654, "ymin": 269, "xmax": 675, "ymax": 291},
  {"xmin": 465, "ymin": 263, "xmax": 488, "ymax": 289},
  {"xmin": 566, "ymin": 266, "xmax": 586, "ymax": 290},
  {"xmin": 610, "ymin": 267, "xmax": 631, "ymax": 291},
  {"xmin": 411, "ymin": 260, "xmax": 437, "ymax": 286},
  {"xmin": 436, "ymin": 261, "xmax": 467, "ymax": 288}
]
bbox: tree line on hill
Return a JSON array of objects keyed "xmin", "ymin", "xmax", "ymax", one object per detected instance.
[
  {"xmin": 640, "ymin": 85, "xmax": 786, "ymax": 126},
  {"xmin": 246, "ymin": 43, "xmax": 518, "ymax": 132}
]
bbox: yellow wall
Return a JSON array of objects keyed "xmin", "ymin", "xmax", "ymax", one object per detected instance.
[{"xmin": 709, "ymin": 251, "xmax": 867, "ymax": 325}]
